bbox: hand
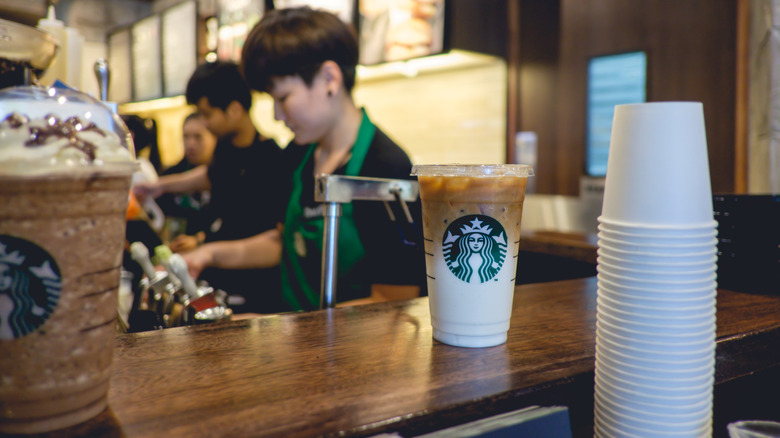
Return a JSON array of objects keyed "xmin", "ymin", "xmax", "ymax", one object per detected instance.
[
  {"xmin": 132, "ymin": 181, "xmax": 163, "ymax": 203},
  {"xmin": 169, "ymin": 234, "xmax": 199, "ymax": 253},
  {"xmin": 180, "ymin": 245, "xmax": 213, "ymax": 279}
]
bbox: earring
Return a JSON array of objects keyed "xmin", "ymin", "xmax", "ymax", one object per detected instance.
[{"xmin": 327, "ymin": 90, "xmax": 333, "ymax": 97}]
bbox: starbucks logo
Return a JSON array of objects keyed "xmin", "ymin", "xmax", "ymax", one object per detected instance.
[
  {"xmin": 0, "ymin": 235, "xmax": 62, "ymax": 340},
  {"xmin": 442, "ymin": 215, "xmax": 508, "ymax": 283}
]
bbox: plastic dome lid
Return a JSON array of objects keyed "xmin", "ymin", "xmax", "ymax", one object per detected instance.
[{"xmin": 0, "ymin": 86, "xmax": 137, "ymax": 176}]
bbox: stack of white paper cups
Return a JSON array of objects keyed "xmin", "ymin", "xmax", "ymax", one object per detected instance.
[{"xmin": 594, "ymin": 102, "xmax": 718, "ymax": 437}]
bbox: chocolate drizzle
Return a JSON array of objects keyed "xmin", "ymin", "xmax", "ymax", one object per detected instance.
[{"xmin": 3, "ymin": 112, "xmax": 106, "ymax": 162}]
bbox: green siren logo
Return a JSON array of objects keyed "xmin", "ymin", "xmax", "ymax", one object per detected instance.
[
  {"xmin": 443, "ymin": 215, "xmax": 507, "ymax": 283},
  {"xmin": 0, "ymin": 235, "xmax": 62, "ymax": 340}
]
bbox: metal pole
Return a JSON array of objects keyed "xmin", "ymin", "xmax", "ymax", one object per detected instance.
[{"xmin": 320, "ymin": 202, "xmax": 342, "ymax": 309}]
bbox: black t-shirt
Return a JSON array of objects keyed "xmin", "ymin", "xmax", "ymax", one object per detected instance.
[
  {"xmin": 206, "ymin": 135, "xmax": 284, "ymax": 241},
  {"xmin": 281, "ymin": 128, "xmax": 426, "ymax": 303},
  {"xmin": 200, "ymin": 134, "xmax": 286, "ymax": 313}
]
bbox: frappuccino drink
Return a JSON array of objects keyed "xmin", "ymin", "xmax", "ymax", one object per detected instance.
[
  {"xmin": 411, "ymin": 165, "xmax": 533, "ymax": 348},
  {"xmin": 0, "ymin": 87, "xmax": 136, "ymax": 434}
]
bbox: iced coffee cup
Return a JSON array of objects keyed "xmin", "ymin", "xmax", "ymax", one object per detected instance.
[
  {"xmin": 0, "ymin": 86, "xmax": 137, "ymax": 434},
  {"xmin": 411, "ymin": 164, "xmax": 533, "ymax": 348}
]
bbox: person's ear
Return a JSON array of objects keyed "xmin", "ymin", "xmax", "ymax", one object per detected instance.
[
  {"xmin": 319, "ymin": 61, "xmax": 343, "ymax": 97},
  {"xmin": 225, "ymin": 100, "xmax": 244, "ymax": 119}
]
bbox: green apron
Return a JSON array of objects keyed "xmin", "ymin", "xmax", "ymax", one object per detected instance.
[{"xmin": 280, "ymin": 110, "xmax": 376, "ymax": 310}]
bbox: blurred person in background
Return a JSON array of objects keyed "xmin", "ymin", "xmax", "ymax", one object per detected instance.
[
  {"xmin": 156, "ymin": 112, "xmax": 217, "ymax": 253},
  {"xmin": 182, "ymin": 6, "xmax": 425, "ymax": 312},
  {"xmin": 133, "ymin": 61, "xmax": 286, "ymax": 314}
]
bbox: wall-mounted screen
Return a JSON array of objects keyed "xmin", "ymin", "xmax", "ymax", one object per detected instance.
[
  {"xmin": 357, "ymin": 0, "xmax": 446, "ymax": 65},
  {"xmin": 162, "ymin": 0, "xmax": 198, "ymax": 97},
  {"xmin": 274, "ymin": 0, "xmax": 355, "ymax": 24},
  {"xmin": 586, "ymin": 50, "xmax": 647, "ymax": 176},
  {"xmin": 217, "ymin": 0, "xmax": 264, "ymax": 62},
  {"xmin": 108, "ymin": 28, "xmax": 133, "ymax": 104},
  {"xmin": 131, "ymin": 14, "xmax": 163, "ymax": 101}
]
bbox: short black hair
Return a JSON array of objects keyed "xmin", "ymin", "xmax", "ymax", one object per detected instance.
[
  {"xmin": 185, "ymin": 61, "xmax": 252, "ymax": 111},
  {"xmin": 183, "ymin": 111, "xmax": 203, "ymax": 126},
  {"xmin": 241, "ymin": 6, "xmax": 359, "ymax": 94}
]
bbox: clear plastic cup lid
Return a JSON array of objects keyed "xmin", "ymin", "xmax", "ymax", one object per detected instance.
[
  {"xmin": 411, "ymin": 164, "xmax": 534, "ymax": 177},
  {"xmin": 0, "ymin": 85, "xmax": 137, "ymax": 176}
]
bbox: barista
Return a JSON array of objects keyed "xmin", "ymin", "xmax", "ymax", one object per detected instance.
[
  {"xmin": 134, "ymin": 61, "xmax": 286, "ymax": 314},
  {"xmin": 182, "ymin": 6, "xmax": 425, "ymax": 311}
]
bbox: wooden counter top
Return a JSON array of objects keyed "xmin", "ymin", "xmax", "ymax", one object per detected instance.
[{"xmin": 25, "ymin": 278, "xmax": 780, "ymax": 438}]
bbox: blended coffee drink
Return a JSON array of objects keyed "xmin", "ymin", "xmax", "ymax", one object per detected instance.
[
  {"xmin": 0, "ymin": 87, "xmax": 136, "ymax": 434},
  {"xmin": 411, "ymin": 165, "xmax": 533, "ymax": 348}
]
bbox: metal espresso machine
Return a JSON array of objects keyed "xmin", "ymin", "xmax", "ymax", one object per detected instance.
[{"xmin": 128, "ymin": 242, "xmax": 231, "ymax": 330}]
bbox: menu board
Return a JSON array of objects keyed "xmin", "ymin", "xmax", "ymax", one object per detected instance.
[
  {"xmin": 217, "ymin": 0, "xmax": 264, "ymax": 62},
  {"xmin": 108, "ymin": 28, "xmax": 133, "ymax": 104},
  {"xmin": 274, "ymin": 0, "xmax": 355, "ymax": 24},
  {"xmin": 358, "ymin": 0, "xmax": 446, "ymax": 65},
  {"xmin": 131, "ymin": 15, "xmax": 163, "ymax": 101},
  {"xmin": 162, "ymin": 1, "xmax": 198, "ymax": 96}
]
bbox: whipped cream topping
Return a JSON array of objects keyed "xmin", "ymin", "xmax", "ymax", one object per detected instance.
[{"xmin": 0, "ymin": 112, "xmax": 135, "ymax": 176}]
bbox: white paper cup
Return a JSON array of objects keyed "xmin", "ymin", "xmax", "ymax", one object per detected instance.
[
  {"xmin": 411, "ymin": 164, "xmax": 533, "ymax": 348},
  {"xmin": 597, "ymin": 322, "xmax": 715, "ymax": 353},
  {"xmin": 597, "ymin": 251, "xmax": 718, "ymax": 272},
  {"xmin": 597, "ymin": 334, "xmax": 714, "ymax": 367},
  {"xmin": 599, "ymin": 240, "xmax": 718, "ymax": 259},
  {"xmin": 597, "ymin": 269, "xmax": 717, "ymax": 290},
  {"xmin": 597, "ymin": 318, "xmax": 715, "ymax": 344},
  {"xmin": 597, "ymin": 273, "xmax": 717, "ymax": 295},
  {"xmin": 598, "ymin": 222, "xmax": 718, "ymax": 240},
  {"xmin": 598, "ymin": 307, "xmax": 715, "ymax": 337},
  {"xmin": 599, "ymin": 216, "xmax": 719, "ymax": 235},
  {"xmin": 595, "ymin": 364, "xmax": 714, "ymax": 404},
  {"xmin": 598, "ymin": 287, "xmax": 716, "ymax": 315},
  {"xmin": 598, "ymin": 284, "xmax": 716, "ymax": 310},
  {"xmin": 598, "ymin": 233, "xmax": 719, "ymax": 253},
  {"xmin": 595, "ymin": 349, "xmax": 715, "ymax": 388},
  {"xmin": 600, "ymin": 102, "xmax": 713, "ymax": 227},
  {"xmin": 597, "ymin": 297, "xmax": 715, "ymax": 326},
  {"xmin": 596, "ymin": 341, "xmax": 715, "ymax": 372},
  {"xmin": 596, "ymin": 399, "xmax": 713, "ymax": 436},
  {"xmin": 595, "ymin": 386, "xmax": 712, "ymax": 426},
  {"xmin": 597, "ymin": 257, "xmax": 716, "ymax": 281},
  {"xmin": 597, "ymin": 363, "xmax": 714, "ymax": 397},
  {"xmin": 595, "ymin": 388, "xmax": 712, "ymax": 433},
  {"xmin": 596, "ymin": 377, "xmax": 714, "ymax": 416}
]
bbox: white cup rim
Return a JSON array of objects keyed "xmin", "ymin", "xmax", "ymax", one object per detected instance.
[
  {"xmin": 599, "ymin": 241, "xmax": 717, "ymax": 258},
  {"xmin": 597, "ymin": 318, "xmax": 716, "ymax": 340},
  {"xmin": 599, "ymin": 216, "xmax": 719, "ymax": 231},
  {"xmin": 597, "ymin": 293, "xmax": 716, "ymax": 315},
  {"xmin": 595, "ymin": 370, "xmax": 715, "ymax": 401},
  {"xmin": 597, "ymin": 256, "xmax": 716, "ymax": 276},
  {"xmin": 597, "ymin": 251, "xmax": 718, "ymax": 268},
  {"xmin": 597, "ymin": 333, "xmax": 715, "ymax": 362},
  {"xmin": 595, "ymin": 378, "xmax": 714, "ymax": 416},
  {"xmin": 598, "ymin": 282, "xmax": 717, "ymax": 304},
  {"xmin": 596, "ymin": 323, "xmax": 716, "ymax": 349},
  {"xmin": 597, "ymin": 268, "xmax": 718, "ymax": 286},
  {"xmin": 598, "ymin": 306, "xmax": 716, "ymax": 331},
  {"xmin": 598, "ymin": 222, "xmax": 719, "ymax": 238},
  {"xmin": 595, "ymin": 411, "xmax": 713, "ymax": 438},
  {"xmin": 598, "ymin": 274, "xmax": 718, "ymax": 293},
  {"xmin": 595, "ymin": 390, "xmax": 713, "ymax": 430},
  {"xmin": 598, "ymin": 233, "xmax": 719, "ymax": 249}
]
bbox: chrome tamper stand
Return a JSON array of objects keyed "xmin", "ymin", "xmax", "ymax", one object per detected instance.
[{"xmin": 314, "ymin": 175, "xmax": 419, "ymax": 309}]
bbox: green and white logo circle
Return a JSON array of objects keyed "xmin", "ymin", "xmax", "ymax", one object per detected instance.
[
  {"xmin": 0, "ymin": 235, "xmax": 62, "ymax": 340},
  {"xmin": 442, "ymin": 215, "xmax": 508, "ymax": 283}
]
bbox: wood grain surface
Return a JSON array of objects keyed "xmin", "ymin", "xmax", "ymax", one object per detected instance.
[{"xmin": 17, "ymin": 278, "xmax": 780, "ymax": 438}]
